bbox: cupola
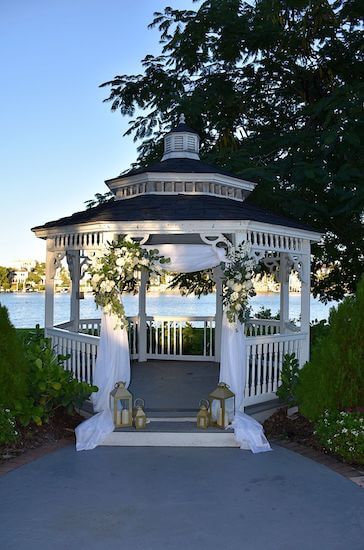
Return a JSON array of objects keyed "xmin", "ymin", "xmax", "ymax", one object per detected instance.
[{"xmin": 161, "ymin": 114, "xmax": 200, "ymax": 161}]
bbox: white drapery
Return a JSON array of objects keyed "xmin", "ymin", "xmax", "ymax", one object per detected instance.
[
  {"xmin": 75, "ymin": 312, "xmax": 130, "ymax": 451},
  {"xmin": 75, "ymin": 244, "xmax": 271, "ymax": 453}
]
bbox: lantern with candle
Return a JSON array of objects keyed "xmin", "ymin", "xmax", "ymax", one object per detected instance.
[
  {"xmin": 208, "ymin": 383, "xmax": 235, "ymax": 429},
  {"xmin": 110, "ymin": 381, "xmax": 133, "ymax": 428},
  {"xmin": 196, "ymin": 399, "xmax": 210, "ymax": 429},
  {"xmin": 134, "ymin": 398, "xmax": 147, "ymax": 430}
]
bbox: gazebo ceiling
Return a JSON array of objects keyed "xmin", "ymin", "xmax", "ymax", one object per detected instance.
[{"xmin": 32, "ymin": 194, "xmax": 314, "ymax": 233}]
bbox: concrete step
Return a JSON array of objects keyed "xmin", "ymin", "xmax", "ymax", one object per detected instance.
[{"xmin": 101, "ymin": 422, "xmax": 243, "ymax": 448}]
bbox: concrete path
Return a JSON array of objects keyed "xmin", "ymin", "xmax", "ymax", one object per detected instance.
[{"xmin": 1, "ymin": 445, "xmax": 363, "ymax": 550}]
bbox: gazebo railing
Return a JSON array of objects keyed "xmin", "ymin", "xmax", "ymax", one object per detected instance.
[
  {"xmin": 244, "ymin": 332, "xmax": 306, "ymax": 405},
  {"xmin": 146, "ymin": 316, "xmax": 215, "ymax": 360},
  {"xmin": 49, "ymin": 316, "xmax": 306, "ymax": 407}
]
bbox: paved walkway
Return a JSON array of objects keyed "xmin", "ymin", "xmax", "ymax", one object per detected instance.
[{"xmin": 0, "ymin": 445, "xmax": 363, "ymax": 550}]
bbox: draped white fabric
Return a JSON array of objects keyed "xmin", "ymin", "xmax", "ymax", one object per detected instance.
[
  {"xmin": 75, "ymin": 312, "xmax": 130, "ymax": 451},
  {"xmin": 75, "ymin": 243, "xmax": 271, "ymax": 453},
  {"xmin": 219, "ymin": 312, "xmax": 245, "ymax": 411},
  {"xmin": 145, "ymin": 244, "xmax": 226, "ymax": 273}
]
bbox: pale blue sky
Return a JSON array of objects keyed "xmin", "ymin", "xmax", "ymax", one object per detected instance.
[{"xmin": 0, "ymin": 0, "xmax": 195, "ymax": 265}]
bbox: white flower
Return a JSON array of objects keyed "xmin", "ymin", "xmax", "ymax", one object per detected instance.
[
  {"xmin": 104, "ymin": 304, "xmax": 112, "ymax": 314},
  {"xmin": 233, "ymin": 283, "xmax": 243, "ymax": 292},
  {"xmin": 227, "ymin": 280, "xmax": 235, "ymax": 289},
  {"xmin": 234, "ymin": 303, "xmax": 242, "ymax": 311},
  {"xmin": 92, "ymin": 274, "xmax": 101, "ymax": 284},
  {"xmin": 116, "ymin": 258, "xmax": 124, "ymax": 267},
  {"xmin": 243, "ymin": 280, "xmax": 253, "ymax": 290},
  {"xmin": 245, "ymin": 271, "xmax": 252, "ymax": 280},
  {"xmin": 124, "ymin": 235, "xmax": 133, "ymax": 243},
  {"xmin": 240, "ymin": 242, "xmax": 251, "ymax": 255},
  {"xmin": 231, "ymin": 292, "xmax": 239, "ymax": 301},
  {"xmin": 235, "ymin": 273, "xmax": 242, "ymax": 281}
]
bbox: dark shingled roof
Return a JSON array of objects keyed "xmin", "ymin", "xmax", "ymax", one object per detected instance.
[
  {"xmin": 107, "ymin": 158, "xmax": 248, "ymax": 182},
  {"xmin": 168, "ymin": 122, "xmax": 199, "ymax": 135},
  {"xmin": 32, "ymin": 194, "xmax": 315, "ymax": 233}
]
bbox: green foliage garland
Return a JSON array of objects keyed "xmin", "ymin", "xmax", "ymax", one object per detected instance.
[
  {"xmin": 221, "ymin": 242, "xmax": 257, "ymax": 323},
  {"xmin": 89, "ymin": 237, "xmax": 170, "ymax": 328}
]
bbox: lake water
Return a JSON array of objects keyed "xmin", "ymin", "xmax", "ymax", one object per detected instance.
[{"xmin": 0, "ymin": 291, "xmax": 337, "ymax": 328}]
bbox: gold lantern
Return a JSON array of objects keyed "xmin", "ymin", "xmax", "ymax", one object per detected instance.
[
  {"xmin": 208, "ymin": 382, "xmax": 235, "ymax": 429},
  {"xmin": 197, "ymin": 399, "xmax": 210, "ymax": 429},
  {"xmin": 134, "ymin": 398, "xmax": 147, "ymax": 430},
  {"xmin": 110, "ymin": 381, "xmax": 133, "ymax": 428}
]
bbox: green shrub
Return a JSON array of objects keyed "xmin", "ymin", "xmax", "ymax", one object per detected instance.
[
  {"xmin": 15, "ymin": 325, "xmax": 97, "ymax": 426},
  {"xmin": 297, "ymin": 278, "xmax": 364, "ymax": 421},
  {"xmin": 277, "ymin": 353, "xmax": 300, "ymax": 406},
  {"xmin": 0, "ymin": 408, "xmax": 19, "ymax": 445},
  {"xmin": 310, "ymin": 318, "xmax": 330, "ymax": 349},
  {"xmin": 315, "ymin": 410, "xmax": 364, "ymax": 465},
  {"xmin": 0, "ymin": 305, "xmax": 28, "ymax": 410}
]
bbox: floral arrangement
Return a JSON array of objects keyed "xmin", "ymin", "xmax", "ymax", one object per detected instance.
[
  {"xmin": 89, "ymin": 237, "xmax": 169, "ymax": 328},
  {"xmin": 314, "ymin": 409, "xmax": 364, "ymax": 465},
  {"xmin": 220, "ymin": 242, "xmax": 257, "ymax": 324}
]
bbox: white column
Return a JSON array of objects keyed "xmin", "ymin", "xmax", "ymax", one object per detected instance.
[
  {"xmin": 67, "ymin": 250, "xmax": 81, "ymax": 333},
  {"xmin": 300, "ymin": 240, "xmax": 311, "ymax": 365},
  {"xmin": 45, "ymin": 239, "xmax": 55, "ymax": 332},
  {"xmin": 138, "ymin": 268, "xmax": 148, "ymax": 362},
  {"xmin": 279, "ymin": 253, "xmax": 290, "ymax": 334},
  {"xmin": 213, "ymin": 266, "xmax": 223, "ymax": 362}
]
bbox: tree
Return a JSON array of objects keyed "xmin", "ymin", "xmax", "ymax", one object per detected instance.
[
  {"xmin": 0, "ymin": 266, "xmax": 11, "ymax": 291},
  {"xmin": 85, "ymin": 192, "xmax": 114, "ymax": 209},
  {"xmin": 26, "ymin": 262, "xmax": 45, "ymax": 290},
  {"xmin": 101, "ymin": 0, "xmax": 364, "ymax": 302}
]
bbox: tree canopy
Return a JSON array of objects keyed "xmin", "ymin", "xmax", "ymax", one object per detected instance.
[{"xmin": 101, "ymin": 0, "xmax": 364, "ymax": 301}]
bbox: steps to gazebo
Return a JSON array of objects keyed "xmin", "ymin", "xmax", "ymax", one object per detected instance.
[{"xmin": 101, "ymin": 420, "xmax": 243, "ymax": 448}]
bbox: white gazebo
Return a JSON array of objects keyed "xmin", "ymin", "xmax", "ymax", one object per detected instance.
[{"xmin": 32, "ymin": 117, "xmax": 320, "ymax": 411}]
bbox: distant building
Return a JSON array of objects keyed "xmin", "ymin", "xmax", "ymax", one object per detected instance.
[{"xmin": 11, "ymin": 259, "xmax": 37, "ymax": 271}]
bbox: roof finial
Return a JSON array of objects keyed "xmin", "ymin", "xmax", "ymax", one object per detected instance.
[{"xmin": 179, "ymin": 113, "xmax": 186, "ymax": 124}]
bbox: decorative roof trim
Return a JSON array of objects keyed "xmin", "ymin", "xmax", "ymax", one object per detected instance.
[
  {"xmin": 106, "ymin": 171, "xmax": 256, "ymax": 192},
  {"xmin": 32, "ymin": 218, "xmax": 321, "ymax": 243}
]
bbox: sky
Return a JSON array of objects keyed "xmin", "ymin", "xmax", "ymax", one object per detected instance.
[{"xmin": 0, "ymin": 0, "xmax": 195, "ymax": 265}]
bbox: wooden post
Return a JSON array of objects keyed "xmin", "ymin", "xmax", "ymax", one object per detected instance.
[
  {"xmin": 45, "ymin": 239, "xmax": 55, "ymax": 332},
  {"xmin": 279, "ymin": 253, "xmax": 290, "ymax": 334},
  {"xmin": 138, "ymin": 268, "xmax": 148, "ymax": 362},
  {"xmin": 67, "ymin": 250, "xmax": 81, "ymax": 333},
  {"xmin": 300, "ymin": 240, "xmax": 311, "ymax": 365}
]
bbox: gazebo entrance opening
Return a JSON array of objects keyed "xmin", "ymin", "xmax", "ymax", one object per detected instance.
[{"xmin": 48, "ymin": 231, "xmax": 310, "ymax": 410}]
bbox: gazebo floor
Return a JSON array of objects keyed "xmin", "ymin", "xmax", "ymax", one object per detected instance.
[
  {"xmin": 82, "ymin": 359, "xmax": 280, "ymax": 423},
  {"xmin": 129, "ymin": 359, "xmax": 219, "ymax": 414},
  {"xmin": 80, "ymin": 360, "xmax": 280, "ymax": 446}
]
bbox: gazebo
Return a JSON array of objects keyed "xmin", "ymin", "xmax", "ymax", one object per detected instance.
[{"xmin": 32, "ymin": 117, "xmax": 320, "ymax": 419}]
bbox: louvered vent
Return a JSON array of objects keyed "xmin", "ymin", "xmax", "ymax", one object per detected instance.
[
  {"xmin": 174, "ymin": 136, "xmax": 184, "ymax": 151},
  {"xmin": 187, "ymin": 136, "xmax": 196, "ymax": 151},
  {"xmin": 165, "ymin": 136, "xmax": 172, "ymax": 153}
]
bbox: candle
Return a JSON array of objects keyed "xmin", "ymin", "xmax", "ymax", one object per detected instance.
[
  {"xmin": 224, "ymin": 410, "xmax": 230, "ymax": 427},
  {"xmin": 217, "ymin": 406, "xmax": 223, "ymax": 427},
  {"xmin": 121, "ymin": 408, "xmax": 129, "ymax": 425},
  {"xmin": 116, "ymin": 409, "xmax": 122, "ymax": 425}
]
